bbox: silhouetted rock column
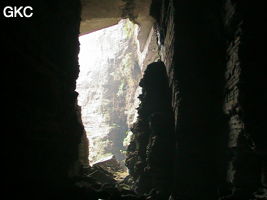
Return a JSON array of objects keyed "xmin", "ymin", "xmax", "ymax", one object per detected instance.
[{"xmin": 126, "ymin": 61, "xmax": 175, "ymax": 197}]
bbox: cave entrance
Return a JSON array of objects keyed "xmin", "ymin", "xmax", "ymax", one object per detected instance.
[{"xmin": 76, "ymin": 19, "xmax": 142, "ymax": 172}]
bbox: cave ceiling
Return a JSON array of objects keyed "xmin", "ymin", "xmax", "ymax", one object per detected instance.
[{"xmin": 80, "ymin": 0, "xmax": 155, "ymax": 51}]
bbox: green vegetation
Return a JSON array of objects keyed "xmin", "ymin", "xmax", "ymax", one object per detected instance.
[
  {"xmin": 111, "ymin": 123, "xmax": 121, "ymax": 128},
  {"xmin": 121, "ymin": 53, "xmax": 132, "ymax": 75},
  {"xmin": 123, "ymin": 130, "xmax": 133, "ymax": 147},
  {"xmin": 117, "ymin": 81, "xmax": 126, "ymax": 96},
  {"xmin": 123, "ymin": 19, "xmax": 135, "ymax": 39}
]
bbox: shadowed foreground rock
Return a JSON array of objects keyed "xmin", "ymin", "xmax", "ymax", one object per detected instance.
[{"xmin": 126, "ymin": 61, "xmax": 175, "ymax": 198}]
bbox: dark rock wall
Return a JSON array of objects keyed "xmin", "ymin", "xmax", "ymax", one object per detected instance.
[
  {"xmin": 126, "ymin": 61, "xmax": 175, "ymax": 197},
  {"xmin": 151, "ymin": 0, "xmax": 227, "ymax": 199},
  {"xmin": 149, "ymin": 0, "xmax": 266, "ymax": 199},
  {"xmin": 2, "ymin": 0, "xmax": 85, "ymax": 189},
  {"xmin": 223, "ymin": 1, "xmax": 267, "ymax": 198}
]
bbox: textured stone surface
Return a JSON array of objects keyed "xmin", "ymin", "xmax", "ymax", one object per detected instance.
[
  {"xmin": 222, "ymin": 1, "xmax": 267, "ymax": 199},
  {"xmin": 80, "ymin": 0, "xmax": 123, "ymax": 34},
  {"xmin": 151, "ymin": 0, "xmax": 227, "ymax": 199},
  {"xmin": 125, "ymin": 61, "xmax": 175, "ymax": 197},
  {"xmin": 150, "ymin": 0, "xmax": 266, "ymax": 199},
  {"xmin": 80, "ymin": 0, "xmax": 154, "ymax": 54}
]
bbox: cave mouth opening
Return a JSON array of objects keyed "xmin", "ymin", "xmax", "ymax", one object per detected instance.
[{"xmin": 76, "ymin": 19, "xmax": 142, "ymax": 176}]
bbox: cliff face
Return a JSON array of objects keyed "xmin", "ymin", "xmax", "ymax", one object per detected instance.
[{"xmin": 76, "ymin": 19, "xmax": 142, "ymax": 164}]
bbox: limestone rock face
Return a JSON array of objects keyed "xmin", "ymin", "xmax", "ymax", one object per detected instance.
[
  {"xmin": 222, "ymin": 1, "xmax": 267, "ymax": 199},
  {"xmin": 80, "ymin": 0, "xmax": 155, "ymax": 55},
  {"xmin": 76, "ymin": 19, "xmax": 142, "ymax": 164}
]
